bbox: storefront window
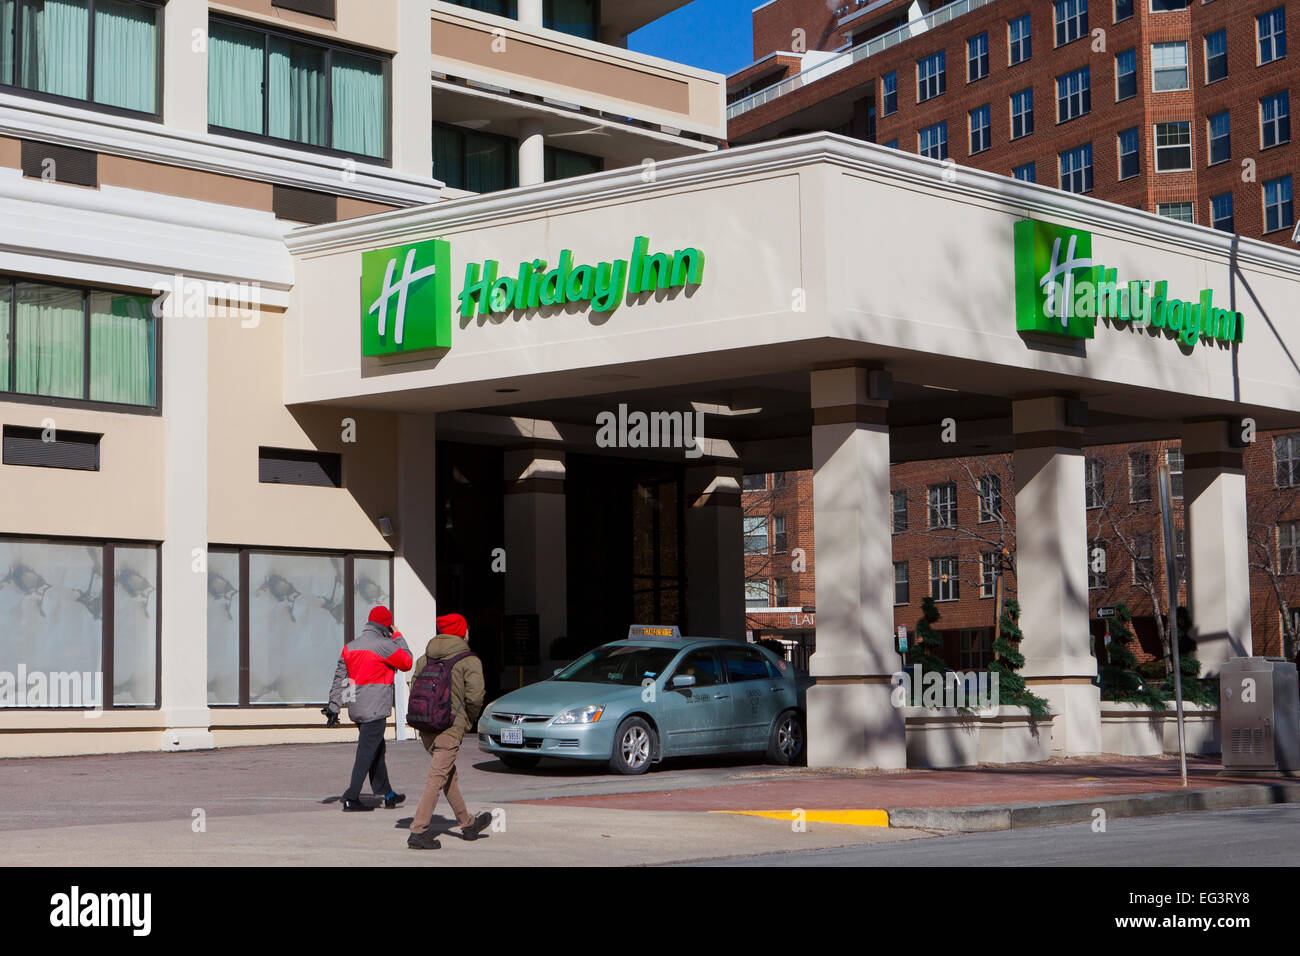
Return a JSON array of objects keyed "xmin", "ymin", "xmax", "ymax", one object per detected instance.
[
  {"xmin": 208, "ymin": 17, "xmax": 390, "ymax": 161},
  {"xmin": 248, "ymin": 552, "xmax": 345, "ymax": 705},
  {"xmin": 112, "ymin": 545, "xmax": 156, "ymax": 705},
  {"xmin": 0, "ymin": 0, "xmax": 160, "ymax": 116},
  {"xmin": 207, "ymin": 550, "xmax": 240, "ymax": 706}
]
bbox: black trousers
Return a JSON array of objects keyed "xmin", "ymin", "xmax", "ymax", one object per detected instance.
[{"xmin": 343, "ymin": 718, "xmax": 392, "ymax": 802}]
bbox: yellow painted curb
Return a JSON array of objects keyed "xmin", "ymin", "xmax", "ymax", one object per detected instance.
[{"xmin": 711, "ymin": 809, "xmax": 889, "ymax": 827}]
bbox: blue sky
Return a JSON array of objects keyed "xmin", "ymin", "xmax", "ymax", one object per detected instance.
[{"xmin": 628, "ymin": 0, "xmax": 756, "ymax": 76}]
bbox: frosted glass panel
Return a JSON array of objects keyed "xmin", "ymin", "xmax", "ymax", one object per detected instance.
[
  {"xmin": 352, "ymin": 557, "xmax": 392, "ymax": 638},
  {"xmin": 112, "ymin": 546, "xmax": 156, "ymax": 705},
  {"xmin": 206, "ymin": 551, "xmax": 240, "ymax": 705},
  {"xmin": 0, "ymin": 540, "xmax": 103, "ymax": 689},
  {"xmin": 249, "ymin": 553, "xmax": 344, "ymax": 704}
]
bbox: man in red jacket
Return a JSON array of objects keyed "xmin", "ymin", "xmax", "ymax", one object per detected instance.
[{"xmin": 324, "ymin": 605, "xmax": 413, "ymax": 811}]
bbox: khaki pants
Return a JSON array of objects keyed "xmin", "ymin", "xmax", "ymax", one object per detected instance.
[{"xmin": 410, "ymin": 730, "xmax": 475, "ymax": 835}]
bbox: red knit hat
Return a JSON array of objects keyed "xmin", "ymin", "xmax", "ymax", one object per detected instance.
[
  {"xmin": 368, "ymin": 605, "xmax": 394, "ymax": 629},
  {"xmin": 436, "ymin": 613, "xmax": 468, "ymax": 637}
]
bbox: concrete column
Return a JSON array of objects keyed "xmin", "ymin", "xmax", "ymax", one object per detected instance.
[
  {"xmin": 392, "ymin": 0, "xmax": 434, "ymax": 178},
  {"xmin": 806, "ymin": 366, "xmax": 905, "ymax": 770},
  {"xmin": 518, "ymin": 118, "xmax": 545, "ymax": 187},
  {"xmin": 393, "ymin": 414, "xmax": 438, "ymax": 740},
  {"xmin": 1013, "ymin": 396, "xmax": 1099, "ymax": 756},
  {"xmin": 159, "ymin": 302, "xmax": 213, "ymax": 751},
  {"xmin": 517, "ymin": 0, "xmax": 544, "ymax": 26},
  {"xmin": 163, "ymin": 0, "xmax": 207, "ymax": 134},
  {"xmin": 685, "ymin": 461, "xmax": 744, "ymax": 641},
  {"xmin": 1182, "ymin": 420, "xmax": 1252, "ymax": 674},
  {"xmin": 504, "ymin": 446, "xmax": 567, "ymax": 684}
]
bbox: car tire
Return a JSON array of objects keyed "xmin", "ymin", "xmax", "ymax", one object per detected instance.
[
  {"xmin": 499, "ymin": 754, "xmax": 541, "ymax": 771},
  {"xmin": 766, "ymin": 710, "xmax": 806, "ymax": 766},
  {"xmin": 609, "ymin": 717, "xmax": 656, "ymax": 775}
]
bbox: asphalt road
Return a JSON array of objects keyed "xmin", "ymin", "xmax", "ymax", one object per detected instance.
[{"xmin": 680, "ymin": 804, "xmax": 1300, "ymax": 866}]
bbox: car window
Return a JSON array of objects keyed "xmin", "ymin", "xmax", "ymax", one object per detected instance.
[
  {"xmin": 722, "ymin": 646, "xmax": 772, "ymax": 682},
  {"xmin": 672, "ymin": 649, "xmax": 722, "ymax": 687},
  {"xmin": 553, "ymin": 645, "xmax": 678, "ymax": 685}
]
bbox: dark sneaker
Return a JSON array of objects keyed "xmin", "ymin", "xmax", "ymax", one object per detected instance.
[
  {"xmin": 383, "ymin": 792, "xmax": 406, "ymax": 809},
  {"xmin": 342, "ymin": 799, "xmax": 374, "ymax": 812},
  {"xmin": 407, "ymin": 831, "xmax": 441, "ymax": 850},
  {"xmin": 461, "ymin": 811, "xmax": 494, "ymax": 841}
]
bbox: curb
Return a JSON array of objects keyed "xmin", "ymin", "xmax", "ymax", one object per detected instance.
[{"xmin": 887, "ymin": 782, "xmax": 1300, "ymax": 832}]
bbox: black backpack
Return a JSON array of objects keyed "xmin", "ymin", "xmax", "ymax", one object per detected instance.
[{"xmin": 407, "ymin": 651, "xmax": 474, "ymax": 734}]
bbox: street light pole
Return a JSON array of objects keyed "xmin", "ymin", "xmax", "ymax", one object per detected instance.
[{"xmin": 1157, "ymin": 463, "xmax": 1188, "ymax": 788}]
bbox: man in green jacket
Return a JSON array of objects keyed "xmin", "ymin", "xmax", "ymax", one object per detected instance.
[{"xmin": 407, "ymin": 613, "xmax": 493, "ymax": 850}]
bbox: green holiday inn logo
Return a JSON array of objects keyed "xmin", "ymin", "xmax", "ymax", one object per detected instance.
[
  {"xmin": 1013, "ymin": 219, "xmax": 1244, "ymax": 349},
  {"xmin": 361, "ymin": 236, "xmax": 704, "ymax": 357}
]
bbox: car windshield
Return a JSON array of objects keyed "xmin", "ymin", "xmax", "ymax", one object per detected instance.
[{"xmin": 553, "ymin": 645, "xmax": 679, "ymax": 685}]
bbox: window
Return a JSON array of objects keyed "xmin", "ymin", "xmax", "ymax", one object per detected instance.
[
  {"xmin": 773, "ymin": 578, "xmax": 789, "ymax": 608},
  {"xmin": 1211, "ymin": 192, "xmax": 1235, "ymax": 232},
  {"xmin": 1115, "ymin": 0, "xmax": 1133, "ymax": 21},
  {"xmin": 207, "ymin": 549, "xmax": 391, "ymax": 705},
  {"xmin": 1013, "ymin": 161, "xmax": 1036, "ymax": 183},
  {"xmin": 744, "ymin": 580, "xmax": 770, "ymax": 609},
  {"xmin": 1055, "ymin": 0, "xmax": 1088, "ymax": 47},
  {"xmin": 928, "ymin": 482, "xmax": 957, "ymax": 528},
  {"xmin": 1258, "ymin": 7, "xmax": 1286, "ymax": 66},
  {"xmin": 1118, "ymin": 127, "xmax": 1140, "ymax": 179},
  {"xmin": 1167, "ymin": 448, "xmax": 1184, "ymax": 499},
  {"xmin": 980, "ymin": 551, "xmax": 998, "ymax": 598},
  {"xmin": 1152, "ymin": 41, "xmax": 1189, "ymax": 91},
  {"xmin": 1281, "ymin": 521, "xmax": 1300, "ymax": 574},
  {"xmin": 433, "ymin": 123, "xmax": 518, "ymax": 193},
  {"xmin": 1059, "ymin": 143, "xmax": 1094, "ymax": 193},
  {"xmin": 743, "ymin": 517, "xmax": 768, "ymax": 554},
  {"xmin": 1261, "ymin": 91, "xmax": 1291, "ymax": 149},
  {"xmin": 959, "ymin": 629, "xmax": 992, "ymax": 669},
  {"xmin": 1116, "ymin": 48, "xmax": 1137, "ymax": 101},
  {"xmin": 968, "ymin": 33, "xmax": 989, "ymax": 81},
  {"xmin": 1155, "ymin": 121, "xmax": 1192, "ymax": 171},
  {"xmin": 722, "ymin": 645, "xmax": 774, "ymax": 682},
  {"xmin": 1009, "ymin": 14, "xmax": 1032, "ymax": 65},
  {"xmin": 882, "ymin": 71, "xmax": 897, "ymax": 115},
  {"xmin": 917, "ymin": 51, "xmax": 945, "ymax": 102},
  {"xmin": 446, "ymin": 0, "xmax": 598, "ymax": 40},
  {"xmin": 1088, "ymin": 541, "xmax": 1107, "ymax": 589},
  {"xmin": 1086, "ymin": 457, "xmax": 1105, "ymax": 508},
  {"xmin": 894, "ymin": 561, "xmax": 910, "ymax": 605},
  {"xmin": 978, "ymin": 475, "xmax": 1002, "ymax": 522},
  {"xmin": 1158, "ymin": 202, "xmax": 1195, "ymax": 223},
  {"xmin": 1204, "ymin": 30, "xmax": 1227, "ymax": 83},
  {"xmin": 1264, "ymin": 175, "xmax": 1294, "ymax": 233},
  {"xmin": 672, "ymin": 647, "xmax": 725, "ymax": 685},
  {"xmin": 0, "ymin": 0, "xmax": 162, "ymax": 117},
  {"xmin": 772, "ymin": 515, "xmax": 787, "ymax": 554},
  {"xmin": 930, "ymin": 556, "xmax": 960, "ymax": 601},
  {"xmin": 544, "ymin": 146, "xmax": 602, "ymax": 182},
  {"xmin": 1057, "ymin": 67, "xmax": 1091, "ymax": 122},
  {"xmin": 1150, "ymin": 0, "xmax": 1187, "ymax": 11},
  {"xmin": 1208, "ymin": 111, "xmax": 1231, "ymax": 165},
  {"xmin": 743, "ymin": 474, "xmax": 767, "ymax": 492},
  {"xmin": 1129, "ymin": 451, "xmax": 1151, "ymax": 502},
  {"xmin": 772, "ymin": 472, "xmax": 787, "ymax": 491},
  {"xmin": 1132, "ymin": 535, "xmax": 1154, "ymax": 584},
  {"xmin": 259, "ymin": 448, "xmax": 343, "ymax": 487},
  {"xmin": 1275, "ymin": 433, "xmax": 1300, "ymax": 488},
  {"xmin": 1010, "ymin": 88, "xmax": 1034, "ymax": 139},
  {"xmin": 969, "ymin": 104, "xmax": 991, "ymax": 153},
  {"xmin": 0, "ymin": 279, "xmax": 156, "ymax": 408},
  {"xmin": 919, "ymin": 120, "xmax": 948, "ymax": 160},
  {"xmin": 884, "ymin": 138, "xmax": 899, "ymax": 149},
  {"xmin": 208, "ymin": 18, "xmax": 390, "ymax": 161},
  {"xmin": 892, "ymin": 490, "xmax": 908, "ymax": 533}
]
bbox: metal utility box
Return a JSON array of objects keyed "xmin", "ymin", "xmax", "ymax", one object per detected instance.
[{"xmin": 1219, "ymin": 658, "xmax": 1300, "ymax": 774}]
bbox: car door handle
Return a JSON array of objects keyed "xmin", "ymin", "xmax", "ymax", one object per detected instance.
[{"xmin": 713, "ymin": 694, "xmax": 730, "ymax": 700}]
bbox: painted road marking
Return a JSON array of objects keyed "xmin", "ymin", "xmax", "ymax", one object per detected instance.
[{"xmin": 712, "ymin": 809, "xmax": 889, "ymax": 827}]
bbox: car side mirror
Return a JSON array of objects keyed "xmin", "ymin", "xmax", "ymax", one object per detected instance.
[{"xmin": 671, "ymin": 674, "xmax": 696, "ymax": 689}]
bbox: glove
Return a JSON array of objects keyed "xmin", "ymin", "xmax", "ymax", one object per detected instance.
[{"xmin": 321, "ymin": 705, "xmax": 340, "ymax": 728}]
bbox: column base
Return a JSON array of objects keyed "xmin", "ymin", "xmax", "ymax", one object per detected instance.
[
  {"xmin": 1025, "ymin": 679, "xmax": 1100, "ymax": 756},
  {"xmin": 160, "ymin": 728, "xmax": 216, "ymax": 752},
  {"xmin": 806, "ymin": 681, "xmax": 906, "ymax": 770}
]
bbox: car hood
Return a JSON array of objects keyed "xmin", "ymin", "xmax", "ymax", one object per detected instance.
[{"xmin": 485, "ymin": 680, "xmax": 643, "ymax": 718}]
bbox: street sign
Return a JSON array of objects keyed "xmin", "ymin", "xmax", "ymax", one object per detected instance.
[
  {"xmin": 896, "ymin": 625, "xmax": 908, "ymax": 654},
  {"xmin": 1098, "ymin": 606, "xmax": 1116, "ymax": 619}
]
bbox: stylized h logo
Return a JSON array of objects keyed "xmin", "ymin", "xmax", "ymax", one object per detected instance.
[
  {"xmin": 361, "ymin": 239, "xmax": 452, "ymax": 356},
  {"xmin": 370, "ymin": 248, "xmax": 441, "ymax": 347},
  {"xmin": 1040, "ymin": 234, "xmax": 1092, "ymax": 326},
  {"xmin": 1014, "ymin": 220, "xmax": 1096, "ymax": 340}
]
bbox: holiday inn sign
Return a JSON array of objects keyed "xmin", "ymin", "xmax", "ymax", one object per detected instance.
[
  {"xmin": 1013, "ymin": 220, "xmax": 1244, "ymax": 349},
  {"xmin": 362, "ymin": 237, "xmax": 706, "ymax": 357}
]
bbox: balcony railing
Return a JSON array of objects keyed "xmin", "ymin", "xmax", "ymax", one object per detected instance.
[{"xmin": 727, "ymin": 0, "xmax": 999, "ymax": 122}]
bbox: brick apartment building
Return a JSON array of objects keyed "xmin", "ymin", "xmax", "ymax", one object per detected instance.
[
  {"xmin": 731, "ymin": 0, "xmax": 1300, "ymax": 677},
  {"xmin": 728, "ymin": 0, "xmax": 1297, "ymax": 243}
]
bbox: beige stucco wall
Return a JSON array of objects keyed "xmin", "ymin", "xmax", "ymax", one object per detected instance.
[{"xmin": 210, "ymin": 0, "xmax": 402, "ymax": 52}]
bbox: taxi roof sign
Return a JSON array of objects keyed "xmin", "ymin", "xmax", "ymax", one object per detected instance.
[{"xmin": 628, "ymin": 625, "xmax": 681, "ymax": 641}]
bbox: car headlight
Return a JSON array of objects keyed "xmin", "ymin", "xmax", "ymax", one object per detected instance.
[{"xmin": 551, "ymin": 705, "xmax": 605, "ymax": 725}]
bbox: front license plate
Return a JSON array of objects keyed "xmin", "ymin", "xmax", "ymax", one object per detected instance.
[{"xmin": 500, "ymin": 727, "xmax": 524, "ymax": 745}]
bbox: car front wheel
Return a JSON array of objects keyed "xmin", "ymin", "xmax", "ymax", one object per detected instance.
[
  {"xmin": 766, "ymin": 710, "xmax": 805, "ymax": 766},
  {"xmin": 609, "ymin": 717, "xmax": 656, "ymax": 775}
]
